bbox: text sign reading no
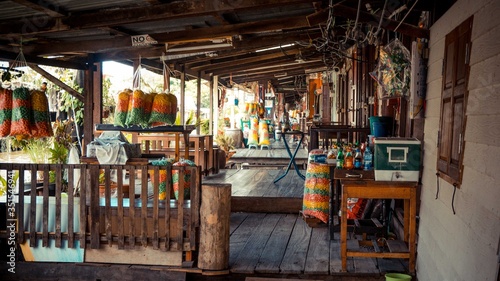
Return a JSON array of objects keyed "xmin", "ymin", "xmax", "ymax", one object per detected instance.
[{"xmin": 131, "ymin": 35, "xmax": 158, "ymax": 46}]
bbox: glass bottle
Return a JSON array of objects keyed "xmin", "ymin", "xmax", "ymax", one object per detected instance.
[{"xmin": 336, "ymin": 147, "xmax": 344, "ymax": 169}]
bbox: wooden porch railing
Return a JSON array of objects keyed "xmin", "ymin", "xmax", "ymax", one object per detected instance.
[{"xmin": 0, "ymin": 163, "xmax": 200, "ymax": 253}]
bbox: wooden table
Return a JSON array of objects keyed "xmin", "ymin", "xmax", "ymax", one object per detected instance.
[
  {"xmin": 340, "ymin": 180, "xmax": 417, "ymax": 273},
  {"xmin": 329, "ymin": 169, "xmax": 375, "ymax": 239}
]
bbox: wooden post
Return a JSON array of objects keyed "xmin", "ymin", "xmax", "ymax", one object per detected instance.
[{"xmin": 198, "ymin": 183, "xmax": 231, "ymax": 271}]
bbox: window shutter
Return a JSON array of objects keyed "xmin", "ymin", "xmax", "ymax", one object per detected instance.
[{"xmin": 437, "ymin": 16, "xmax": 473, "ymax": 185}]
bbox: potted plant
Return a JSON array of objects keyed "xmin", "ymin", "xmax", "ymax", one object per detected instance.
[{"xmin": 215, "ymin": 131, "xmax": 236, "ymax": 168}]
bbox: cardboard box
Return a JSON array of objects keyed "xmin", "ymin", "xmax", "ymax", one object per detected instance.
[{"xmin": 374, "ymin": 137, "xmax": 420, "ymax": 181}]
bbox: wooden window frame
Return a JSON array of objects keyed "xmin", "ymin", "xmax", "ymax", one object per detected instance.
[{"xmin": 437, "ymin": 16, "xmax": 473, "ymax": 187}]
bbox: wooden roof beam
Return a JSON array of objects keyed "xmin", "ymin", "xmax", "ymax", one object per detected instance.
[
  {"xmin": 25, "ymin": 13, "xmax": 323, "ymax": 56},
  {"xmin": 0, "ymin": 0, "xmax": 319, "ymax": 35},
  {"xmin": 192, "ymin": 48, "xmax": 300, "ymax": 73}
]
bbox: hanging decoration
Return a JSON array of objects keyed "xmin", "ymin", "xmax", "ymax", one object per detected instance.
[{"xmin": 370, "ymin": 39, "xmax": 411, "ymax": 99}]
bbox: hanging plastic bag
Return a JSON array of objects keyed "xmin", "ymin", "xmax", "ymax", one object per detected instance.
[{"xmin": 370, "ymin": 39, "xmax": 411, "ymax": 99}]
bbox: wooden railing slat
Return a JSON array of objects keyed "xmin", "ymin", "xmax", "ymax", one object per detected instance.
[
  {"xmin": 67, "ymin": 166, "xmax": 75, "ymax": 248},
  {"xmin": 55, "ymin": 165, "xmax": 62, "ymax": 248},
  {"xmin": 152, "ymin": 166, "xmax": 159, "ymax": 250},
  {"xmin": 89, "ymin": 165, "xmax": 100, "ymax": 249},
  {"xmin": 190, "ymin": 166, "xmax": 201, "ymax": 250},
  {"xmin": 30, "ymin": 165, "xmax": 37, "ymax": 246},
  {"xmin": 165, "ymin": 165, "xmax": 172, "ymax": 250},
  {"xmin": 117, "ymin": 166, "xmax": 124, "ymax": 249},
  {"xmin": 141, "ymin": 166, "xmax": 148, "ymax": 247},
  {"xmin": 16, "ymin": 166, "xmax": 25, "ymax": 244},
  {"xmin": 177, "ymin": 167, "xmax": 184, "ymax": 251},
  {"xmin": 79, "ymin": 165, "xmax": 87, "ymax": 249},
  {"xmin": 104, "ymin": 166, "xmax": 112, "ymax": 247},
  {"xmin": 42, "ymin": 166, "xmax": 49, "ymax": 247},
  {"xmin": 128, "ymin": 166, "xmax": 136, "ymax": 248}
]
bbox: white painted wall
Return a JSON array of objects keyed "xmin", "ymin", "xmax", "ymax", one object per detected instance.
[{"xmin": 418, "ymin": 0, "xmax": 500, "ymax": 280}]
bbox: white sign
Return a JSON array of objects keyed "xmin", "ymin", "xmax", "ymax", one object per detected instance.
[{"xmin": 131, "ymin": 34, "xmax": 158, "ymax": 47}]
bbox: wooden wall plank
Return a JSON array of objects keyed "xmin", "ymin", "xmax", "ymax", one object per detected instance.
[{"xmin": 176, "ymin": 167, "xmax": 185, "ymax": 251}]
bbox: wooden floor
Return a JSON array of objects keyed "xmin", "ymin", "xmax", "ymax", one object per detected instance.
[{"xmin": 202, "ymin": 169, "xmax": 409, "ymax": 278}]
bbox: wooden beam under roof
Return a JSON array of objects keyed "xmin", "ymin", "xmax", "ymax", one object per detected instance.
[
  {"xmin": 218, "ymin": 59, "xmax": 324, "ymax": 79},
  {"xmin": 24, "ymin": 13, "xmax": 325, "ymax": 56},
  {"xmin": 190, "ymin": 48, "xmax": 301, "ymax": 73},
  {"xmin": 0, "ymin": 0, "xmax": 319, "ymax": 35}
]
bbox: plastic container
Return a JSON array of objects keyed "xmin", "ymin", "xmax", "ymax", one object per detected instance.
[
  {"xmin": 369, "ymin": 116, "xmax": 393, "ymax": 137},
  {"xmin": 385, "ymin": 273, "xmax": 412, "ymax": 281}
]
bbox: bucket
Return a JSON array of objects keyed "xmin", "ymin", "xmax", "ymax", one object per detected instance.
[
  {"xmin": 385, "ymin": 273, "xmax": 412, "ymax": 281},
  {"xmin": 369, "ymin": 116, "xmax": 393, "ymax": 137},
  {"xmin": 225, "ymin": 128, "xmax": 243, "ymax": 148}
]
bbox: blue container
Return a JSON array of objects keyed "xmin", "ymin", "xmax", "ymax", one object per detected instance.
[{"xmin": 369, "ymin": 116, "xmax": 393, "ymax": 137}]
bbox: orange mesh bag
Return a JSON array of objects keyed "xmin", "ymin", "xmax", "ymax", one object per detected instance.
[
  {"xmin": 30, "ymin": 90, "xmax": 53, "ymax": 138},
  {"xmin": 0, "ymin": 87, "xmax": 12, "ymax": 137},
  {"xmin": 10, "ymin": 87, "xmax": 32, "ymax": 138},
  {"xmin": 113, "ymin": 89, "xmax": 131, "ymax": 127}
]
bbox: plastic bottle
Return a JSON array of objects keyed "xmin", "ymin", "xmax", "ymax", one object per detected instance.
[
  {"xmin": 354, "ymin": 148, "xmax": 362, "ymax": 169},
  {"xmin": 344, "ymin": 148, "xmax": 354, "ymax": 170},
  {"xmin": 363, "ymin": 146, "xmax": 373, "ymax": 170}
]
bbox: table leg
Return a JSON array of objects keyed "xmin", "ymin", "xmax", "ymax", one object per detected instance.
[
  {"xmin": 409, "ymin": 188, "xmax": 417, "ymax": 273},
  {"xmin": 341, "ymin": 183, "xmax": 348, "ymax": 272},
  {"xmin": 273, "ymin": 133, "xmax": 305, "ymax": 183}
]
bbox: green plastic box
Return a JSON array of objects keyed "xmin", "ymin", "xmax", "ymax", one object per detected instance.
[{"xmin": 374, "ymin": 137, "xmax": 421, "ymax": 181}]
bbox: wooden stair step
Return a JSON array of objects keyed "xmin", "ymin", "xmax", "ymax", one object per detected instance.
[{"xmin": 386, "ymin": 239, "xmax": 409, "ymax": 253}]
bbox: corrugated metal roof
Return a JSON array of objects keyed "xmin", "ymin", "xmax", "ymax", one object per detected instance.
[{"xmin": 0, "ymin": 1, "xmax": 45, "ymax": 20}]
